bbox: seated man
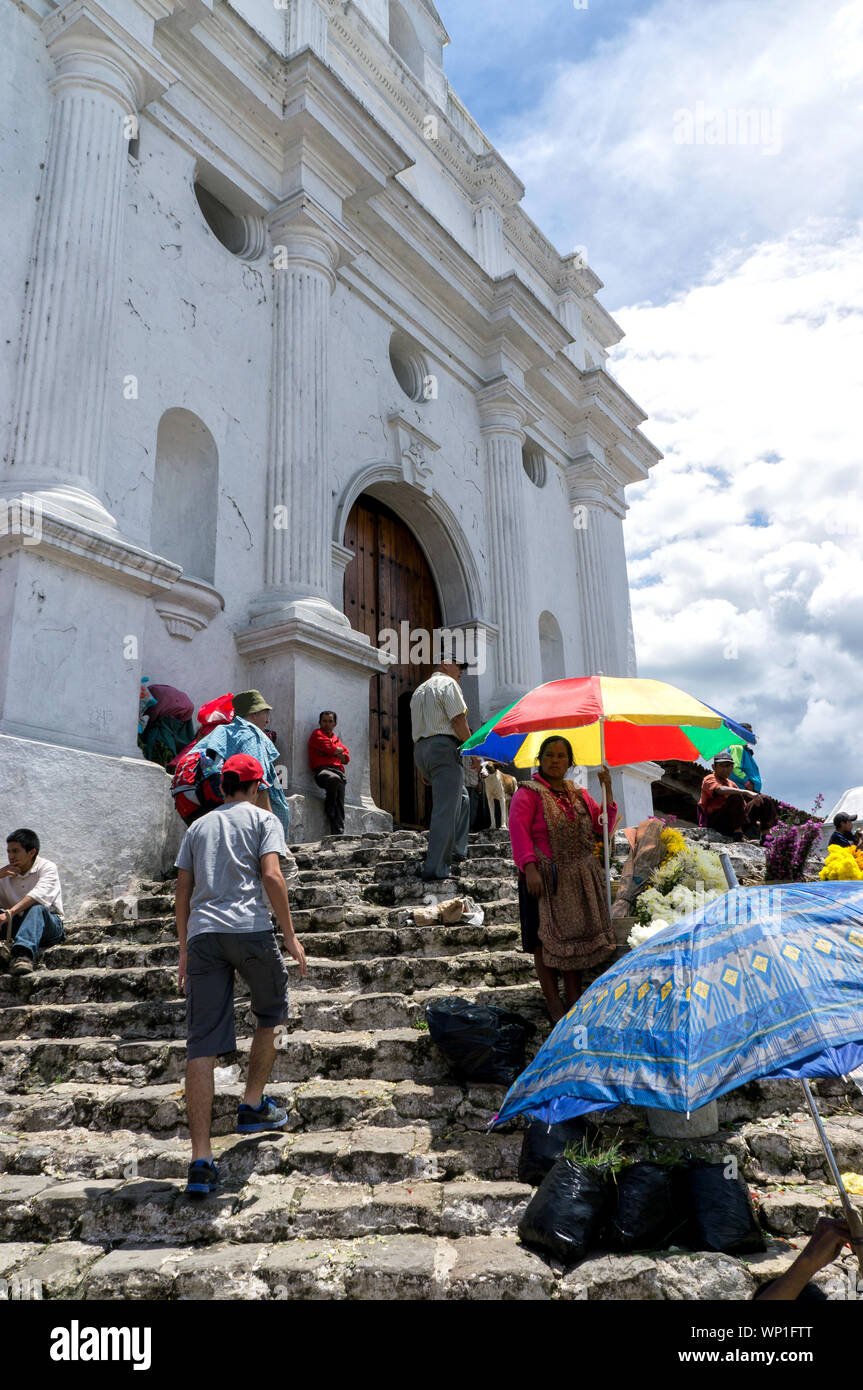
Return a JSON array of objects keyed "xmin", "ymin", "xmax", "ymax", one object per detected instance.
[
  {"xmin": 308, "ymin": 711, "xmax": 350, "ymax": 836},
  {"xmin": 699, "ymin": 751, "xmax": 780, "ymax": 842},
  {"xmin": 0, "ymin": 829, "xmax": 65, "ymax": 977},
  {"xmin": 829, "ymin": 812, "xmax": 861, "ymax": 849}
]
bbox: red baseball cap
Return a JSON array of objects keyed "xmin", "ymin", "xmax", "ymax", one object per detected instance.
[{"xmin": 223, "ymin": 754, "xmax": 265, "ymax": 781}]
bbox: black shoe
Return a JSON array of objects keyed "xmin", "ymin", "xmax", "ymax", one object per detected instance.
[
  {"xmin": 186, "ymin": 1159, "xmax": 219, "ymax": 1197},
  {"xmin": 420, "ymin": 871, "xmax": 452, "ymax": 882}
]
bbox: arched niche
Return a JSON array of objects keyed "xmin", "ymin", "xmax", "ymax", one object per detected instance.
[
  {"xmin": 151, "ymin": 409, "xmax": 219, "ymax": 585},
  {"xmin": 539, "ymin": 610, "xmax": 565, "ymax": 684},
  {"xmin": 389, "ymin": 1, "xmax": 425, "ymax": 77}
]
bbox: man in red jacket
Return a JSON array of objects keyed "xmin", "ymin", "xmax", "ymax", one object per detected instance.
[{"xmin": 308, "ymin": 711, "xmax": 350, "ymax": 836}]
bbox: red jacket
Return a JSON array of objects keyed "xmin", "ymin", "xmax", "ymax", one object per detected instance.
[{"xmin": 309, "ymin": 729, "xmax": 351, "ymax": 772}]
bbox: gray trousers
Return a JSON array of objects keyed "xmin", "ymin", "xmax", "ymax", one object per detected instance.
[{"xmin": 414, "ymin": 735, "xmax": 471, "ymax": 878}]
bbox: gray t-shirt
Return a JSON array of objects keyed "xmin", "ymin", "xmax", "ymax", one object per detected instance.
[{"xmin": 175, "ymin": 802, "xmax": 285, "ymax": 940}]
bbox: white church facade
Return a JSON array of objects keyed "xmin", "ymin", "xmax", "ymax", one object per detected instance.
[{"xmin": 0, "ymin": 0, "xmax": 661, "ymax": 903}]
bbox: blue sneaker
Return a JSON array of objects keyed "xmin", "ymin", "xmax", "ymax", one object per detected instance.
[
  {"xmin": 185, "ymin": 1158, "xmax": 219, "ymax": 1196},
  {"xmin": 236, "ymin": 1095, "xmax": 288, "ymax": 1134}
]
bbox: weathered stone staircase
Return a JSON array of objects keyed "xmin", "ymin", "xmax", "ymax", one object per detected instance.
[{"xmin": 1, "ymin": 827, "xmax": 861, "ymax": 1301}]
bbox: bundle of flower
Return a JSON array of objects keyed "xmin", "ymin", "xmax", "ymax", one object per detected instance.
[
  {"xmin": 627, "ymin": 837, "xmax": 727, "ymax": 949},
  {"xmin": 820, "ymin": 845, "xmax": 863, "ymax": 881},
  {"xmin": 763, "ymin": 818, "xmax": 823, "ymax": 883}
]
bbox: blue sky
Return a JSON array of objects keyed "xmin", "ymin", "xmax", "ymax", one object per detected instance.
[{"xmin": 439, "ymin": 0, "xmax": 863, "ymax": 813}]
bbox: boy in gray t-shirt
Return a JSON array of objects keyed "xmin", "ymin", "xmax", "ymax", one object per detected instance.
[{"xmin": 175, "ymin": 753, "xmax": 307, "ymax": 1196}]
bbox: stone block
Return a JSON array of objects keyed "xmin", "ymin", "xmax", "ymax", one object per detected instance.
[
  {"xmin": 173, "ymin": 1244, "xmax": 270, "ymax": 1300},
  {"xmin": 81, "ymin": 1246, "xmax": 187, "ymax": 1300},
  {"xmin": 444, "ymin": 1237, "xmax": 556, "ymax": 1300},
  {"xmin": 13, "ymin": 1240, "xmax": 105, "ymax": 1299}
]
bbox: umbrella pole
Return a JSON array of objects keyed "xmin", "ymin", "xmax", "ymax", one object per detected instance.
[
  {"xmin": 600, "ymin": 720, "xmax": 612, "ymax": 915},
  {"xmin": 800, "ymin": 1079, "xmax": 863, "ymax": 1279},
  {"xmin": 719, "ymin": 854, "xmax": 863, "ymax": 1273}
]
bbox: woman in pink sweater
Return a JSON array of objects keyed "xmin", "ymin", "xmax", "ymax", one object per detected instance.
[{"xmin": 509, "ymin": 736, "xmax": 618, "ymax": 1022}]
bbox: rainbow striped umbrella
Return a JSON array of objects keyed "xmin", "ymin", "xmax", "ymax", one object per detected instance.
[
  {"xmin": 461, "ymin": 677, "xmax": 744, "ymax": 911},
  {"xmin": 461, "ymin": 677, "xmax": 747, "ymax": 769}
]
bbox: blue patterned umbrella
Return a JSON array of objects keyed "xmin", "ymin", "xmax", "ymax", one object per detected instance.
[{"xmin": 492, "ymin": 882, "xmax": 863, "ymax": 1128}]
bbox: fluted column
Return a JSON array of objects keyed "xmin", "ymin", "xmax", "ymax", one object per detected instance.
[
  {"xmin": 286, "ymin": 0, "xmax": 329, "ymax": 57},
  {"xmin": 474, "ymin": 199, "xmax": 505, "ymax": 277},
  {"xmin": 568, "ymin": 456, "xmax": 633, "ymax": 676},
  {"xmin": 258, "ymin": 202, "xmax": 343, "ymax": 619},
  {"xmin": 478, "ymin": 381, "xmax": 537, "ymax": 700},
  {"xmin": 5, "ymin": 28, "xmax": 148, "ymax": 529}
]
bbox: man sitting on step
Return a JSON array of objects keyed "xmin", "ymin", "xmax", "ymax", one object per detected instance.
[
  {"xmin": 0, "ymin": 828, "xmax": 65, "ymax": 976},
  {"xmin": 175, "ymin": 754, "xmax": 307, "ymax": 1197}
]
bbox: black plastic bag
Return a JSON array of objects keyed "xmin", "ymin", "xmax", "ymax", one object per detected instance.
[
  {"xmin": 518, "ymin": 1157, "xmax": 610, "ymax": 1266},
  {"xmin": 609, "ymin": 1162, "xmax": 683, "ymax": 1252},
  {"xmin": 518, "ymin": 1118, "xmax": 588, "ymax": 1186},
  {"xmin": 675, "ymin": 1161, "xmax": 765, "ymax": 1254},
  {"xmin": 425, "ymin": 997, "xmax": 535, "ymax": 1084}
]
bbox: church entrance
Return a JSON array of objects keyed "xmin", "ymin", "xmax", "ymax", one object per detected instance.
[{"xmin": 344, "ymin": 494, "xmax": 443, "ymax": 827}]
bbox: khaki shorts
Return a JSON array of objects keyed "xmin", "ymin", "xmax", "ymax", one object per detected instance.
[{"xmin": 186, "ymin": 930, "xmax": 290, "ymax": 1060}]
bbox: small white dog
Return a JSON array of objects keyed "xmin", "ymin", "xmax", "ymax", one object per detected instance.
[{"xmin": 481, "ymin": 760, "xmax": 517, "ymax": 830}]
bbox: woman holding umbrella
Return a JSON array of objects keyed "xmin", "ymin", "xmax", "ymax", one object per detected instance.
[{"xmin": 509, "ymin": 736, "xmax": 618, "ymax": 1022}]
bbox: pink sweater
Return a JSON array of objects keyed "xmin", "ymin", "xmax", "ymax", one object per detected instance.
[{"xmin": 508, "ymin": 775, "xmax": 618, "ymax": 872}]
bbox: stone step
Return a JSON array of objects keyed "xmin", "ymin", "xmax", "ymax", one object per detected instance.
[
  {"xmin": 0, "ymin": 1169, "xmax": 533, "ymax": 1247},
  {"xmin": 758, "ymin": 1184, "xmax": 863, "ymax": 1239},
  {"xmin": 7, "ymin": 1231, "xmax": 833, "ymax": 1301},
  {"xmin": 0, "ymin": 982, "xmax": 547, "ymax": 1041},
  {"xmin": 0, "ymin": 1027, "xmax": 506, "ymax": 1088},
  {"xmin": 0, "ymin": 951, "xmax": 535, "ymax": 1008},
  {"xmin": 63, "ymin": 894, "xmax": 521, "ymax": 943},
  {"xmin": 0, "ymin": 1123, "xmax": 524, "ymax": 1186},
  {"xmin": 40, "ymin": 924, "xmax": 522, "ymax": 972},
  {"xmin": 0, "ymin": 1078, "xmax": 508, "ymax": 1137}
]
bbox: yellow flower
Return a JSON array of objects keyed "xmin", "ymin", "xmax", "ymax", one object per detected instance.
[
  {"xmin": 660, "ymin": 827, "xmax": 686, "ymax": 862},
  {"xmin": 820, "ymin": 845, "xmax": 863, "ymax": 880}
]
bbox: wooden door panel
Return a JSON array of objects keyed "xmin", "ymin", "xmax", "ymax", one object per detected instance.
[{"xmin": 343, "ymin": 495, "xmax": 442, "ymax": 826}]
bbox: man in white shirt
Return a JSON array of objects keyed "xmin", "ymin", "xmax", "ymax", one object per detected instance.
[
  {"xmin": 0, "ymin": 828, "xmax": 65, "ymax": 976},
  {"xmin": 411, "ymin": 661, "xmax": 472, "ymax": 880}
]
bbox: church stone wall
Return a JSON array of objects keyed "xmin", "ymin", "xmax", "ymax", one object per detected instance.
[{"xmin": 0, "ymin": 0, "xmax": 661, "ymax": 898}]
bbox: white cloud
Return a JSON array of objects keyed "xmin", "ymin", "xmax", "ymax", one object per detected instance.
[
  {"xmin": 612, "ymin": 225, "xmax": 863, "ymax": 810},
  {"xmin": 493, "ymin": 0, "xmax": 863, "ymax": 303}
]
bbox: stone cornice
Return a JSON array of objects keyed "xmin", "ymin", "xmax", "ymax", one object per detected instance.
[
  {"xmin": 485, "ymin": 275, "xmax": 573, "ymax": 374},
  {"xmin": 280, "ymin": 48, "xmax": 412, "ymax": 202},
  {"xmin": 476, "ymin": 377, "xmax": 538, "ymax": 436},
  {"xmin": 144, "ymin": 3, "xmax": 626, "ymax": 362},
  {"xmin": 0, "ymin": 503, "xmax": 182, "ymax": 596},
  {"xmin": 42, "ymin": 0, "xmax": 180, "ymax": 106},
  {"xmin": 235, "ymin": 612, "xmax": 389, "ymax": 674},
  {"xmin": 269, "ymin": 193, "xmax": 364, "ymax": 282}
]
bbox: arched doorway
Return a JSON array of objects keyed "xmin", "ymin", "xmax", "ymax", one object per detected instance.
[{"xmin": 344, "ymin": 494, "xmax": 443, "ymax": 826}]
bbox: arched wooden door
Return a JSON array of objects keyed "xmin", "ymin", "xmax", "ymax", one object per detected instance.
[{"xmin": 344, "ymin": 494, "xmax": 443, "ymax": 827}]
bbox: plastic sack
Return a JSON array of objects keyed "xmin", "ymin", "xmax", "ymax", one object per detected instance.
[
  {"xmin": 675, "ymin": 1162, "xmax": 765, "ymax": 1254},
  {"xmin": 609, "ymin": 1162, "xmax": 682, "ymax": 1252},
  {"xmin": 425, "ymin": 996, "xmax": 535, "ymax": 1084},
  {"xmin": 518, "ymin": 1118, "xmax": 588, "ymax": 1187},
  {"xmin": 612, "ymin": 818, "xmax": 665, "ymax": 919},
  {"xmin": 518, "ymin": 1158, "xmax": 610, "ymax": 1266}
]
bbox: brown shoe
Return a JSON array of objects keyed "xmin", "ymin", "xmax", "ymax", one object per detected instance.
[
  {"xmin": 10, "ymin": 955, "xmax": 34, "ymax": 976},
  {"xmin": 0, "ymin": 943, "xmax": 11, "ymax": 971}
]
